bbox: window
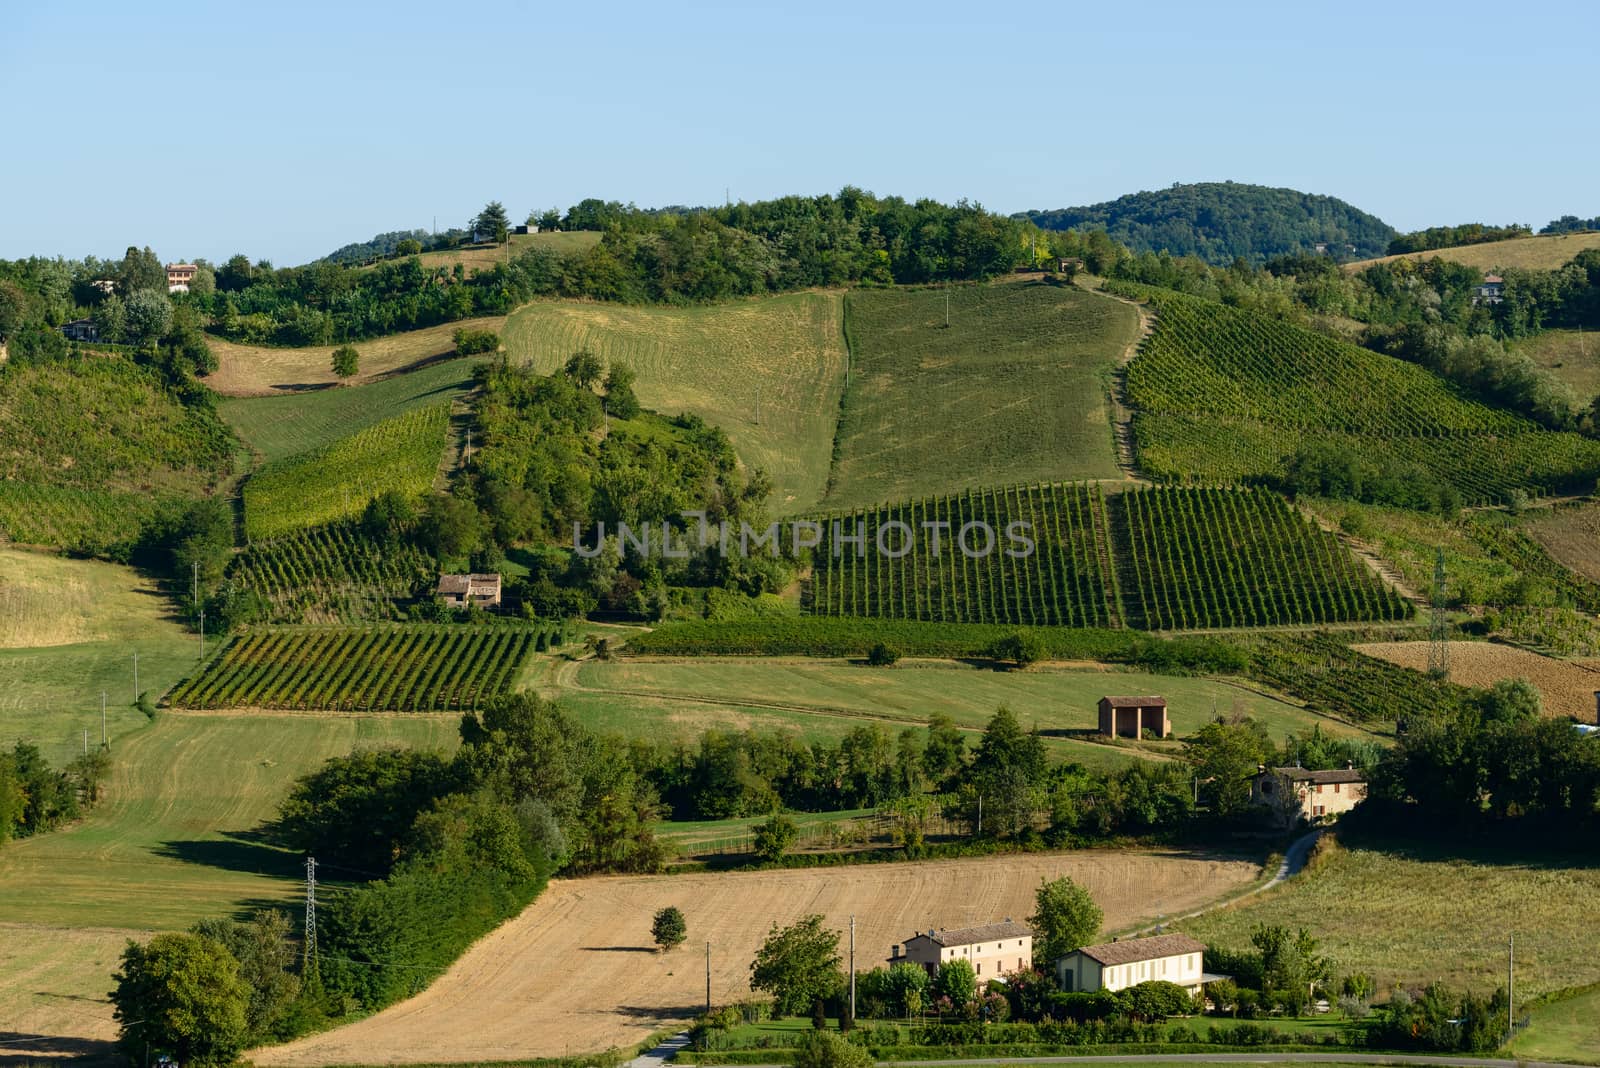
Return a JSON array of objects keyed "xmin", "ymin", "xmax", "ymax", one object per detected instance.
[
  {"xmin": 976, "ymin": 962, "xmax": 982, "ymax": 975},
  {"xmin": 1316, "ymin": 783, "xmax": 1324, "ymax": 794},
  {"xmin": 1334, "ymin": 783, "xmax": 1341, "ymax": 793}
]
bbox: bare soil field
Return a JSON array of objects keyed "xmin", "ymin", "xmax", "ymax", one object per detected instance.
[
  {"xmin": 204, "ymin": 317, "xmax": 505, "ymax": 397},
  {"xmin": 1355, "ymin": 640, "xmax": 1600, "ymax": 721},
  {"xmin": 253, "ymin": 850, "xmax": 1260, "ymax": 1065},
  {"xmin": 1524, "ymin": 500, "xmax": 1600, "ymax": 584}
]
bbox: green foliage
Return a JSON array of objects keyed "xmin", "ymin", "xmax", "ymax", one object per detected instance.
[
  {"xmin": 1119, "ymin": 980, "xmax": 1195, "ymax": 1022},
  {"xmin": 111, "ymin": 932, "xmax": 249, "ymax": 1066},
  {"xmin": 750, "ymin": 914, "xmax": 843, "ymax": 1017},
  {"xmin": 935, "ymin": 957, "xmax": 978, "ymax": 1008},
  {"xmin": 792, "ymin": 1029, "xmax": 873, "ymax": 1068},
  {"xmin": 190, "ymin": 910, "xmax": 301, "ymax": 1041},
  {"xmin": 230, "ymin": 519, "xmax": 434, "ymax": 623},
  {"xmin": 243, "ymin": 403, "xmax": 449, "ymax": 539},
  {"xmin": 1024, "ymin": 182, "xmax": 1396, "ymax": 264},
  {"xmin": 167, "ymin": 625, "xmax": 546, "ymax": 712},
  {"xmin": 1388, "ymin": 223, "xmax": 1530, "ymax": 255},
  {"xmin": 1248, "ymin": 634, "xmax": 1475, "ymax": 725},
  {"xmin": 453, "ymin": 326, "xmax": 500, "ymax": 355},
  {"xmin": 1029, "ymin": 876, "xmax": 1102, "ymax": 962},
  {"xmin": 1185, "ymin": 718, "xmax": 1274, "ymax": 819},
  {"xmin": 331, "ymin": 343, "xmax": 361, "ymax": 379},
  {"xmin": 865, "ymin": 641, "xmax": 899, "ymax": 667},
  {"xmin": 653, "ymin": 905, "xmax": 688, "ymax": 951},
  {"xmin": 1250, "ymin": 924, "xmax": 1329, "ymax": 1014},
  {"xmin": 474, "ymin": 201, "xmax": 510, "ymax": 243},
  {"xmin": 0, "ymin": 741, "xmax": 84, "ymax": 842},
  {"xmin": 753, "ymin": 814, "xmax": 800, "ymax": 862}
]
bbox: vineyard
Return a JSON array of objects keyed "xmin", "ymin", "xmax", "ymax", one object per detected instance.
[
  {"xmin": 0, "ymin": 482, "xmax": 167, "ymax": 548},
  {"xmin": 1112, "ymin": 283, "xmax": 1600, "ymax": 504},
  {"xmin": 806, "ymin": 483, "xmax": 1409, "ymax": 631},
  {"xmin": 166, "ymin": 624, "xmax": 559, "ymax": 712},
  {"xmin": 242, "ymin": 403, "xmax": 450, "ymax": 540},
  {"xmin": 229, "ymin": 521, "xmax": 435, "ymax": 622}
]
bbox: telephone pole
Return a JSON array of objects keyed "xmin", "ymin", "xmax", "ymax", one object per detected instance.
[
  {"xmin": 100, "ymin": 691, "xmax": 107, "ymax": 747},
  {"xmin": 199, "ymin": 609, "xmax": 206, "ymax": 662},
  {"xmin": 133, "ymin": 651, "xmax": 139, "ymax": 702},
  {"xmin": 704, "ymin": 941, "xmax": 711, "ymax": 1014},
  {"xmin": 849, "ymin": 915, "xmax": 856, "ymax": 1022},
  {"xmin": 82, "ymin": 729, "xmax": 88, "ymax": 757},
  {"xmin": 192, "ymin": 561, "xmax": 198, "ymax": 610},
  {"xmin": 1508, "ymin": 932, "xmax": 1515, "ymax": 1041},
  {"xmin": 1427, "ymin": 549, "xmax": 1449, "ymax": 678},
  {"xmin": 754, "ymin": 387, "xmax": 761, "ymax": 426}
]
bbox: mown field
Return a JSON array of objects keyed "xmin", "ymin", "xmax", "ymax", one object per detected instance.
[
  {"xmin": 1116, "ymin": 284, "xmax": 1600, "ymax": 504},
  {"xmin": 1186, "ymin": 837, "xmax": 1600, "ymax": 1000},
  {"xmin": 252, "ymin": 850, "xmax": 1261, "ymax": 1066},
  {"xmin": 1514, "ymin": 328, "xmax": 1600, "ymax": 402},
  {"xmin": 205, "ymin": 315, "xmax": 506, "ymax": 397},
  {"xmin": 1348, "ymin": 230, "xmax": 1600, "ymax": 273},
  {"xmin": 390, "ymin": 229, "xmax": 601, "ymax": 275},
  {"xmin": 1509, "ymin": 982, "xmax": 1600, "ymax": 1063},
  {"xmin": 825, "ymin": 282, "xmax": 1138, "ymax": 510},
  {"xmin": 220, "ymin": 356, "xmax": 477, "ymax": 462},
  {"xmin": 1355, "ymin": 640, "xmax": 1600, "ymax": 722},
  {"xmin": 1525, "ymin": 499, "xmax": 1600, "ymax": 584},
  {"xmin": 503, "ymin": 291, "xmax": 847, "ymax": 512},
  {"xmin": 242, "ymin": 403, "xmax": 450, "ymax": 539}
]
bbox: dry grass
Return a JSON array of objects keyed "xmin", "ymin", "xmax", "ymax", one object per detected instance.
[
  {"xmin": 204, "ymin": 317, "xmax": 505, "ymax": 397},
  {"xmin": 0, "ymin": 547, "xmax": 178, "ymax": 650},
  {"xmin": 0, "ymin": 924, "xmax": 143, "ymax": 1055},
  {"xmin": 1513, "ymin": 329, "xmax": 1600, "ymax": 402},
  {"xmin": 252, "ymin": 850, "xmax": 1260, "ymax": 1065},
  {"xmin": 1354, "ymin": 640, "xmax": 1600, "ymax": 721},
  {"xmin": 1346, "ymin": 231, "xmax": 1600, "ymax": 273},
  {"xmin": 1524, "ymin": 500, "xmax": 1600, "ymax": 585}
]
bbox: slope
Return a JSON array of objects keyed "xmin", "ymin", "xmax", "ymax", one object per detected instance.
[{"xmin": 1348, "ymin": 230, "xmax": 1600, "ymax": 273}]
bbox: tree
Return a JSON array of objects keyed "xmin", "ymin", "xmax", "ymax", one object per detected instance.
[
  {"xmin": 117, "ymin": 245, "xmax": 166, "ymax": 294},
  {"xmin": 564, "ymin": 348, "xmax": 603, "ymax": 390},
  {"xmin": 536, "ymin": 208, "xmax": 562, "ymax": 231},
  {"xmin": 991, "ymin": 629, "xmax": 1047, "ymax": 667},
  {"xmin": 603, "ymin": 361, "xmax": 641, "ymax": 419},
  {"xmin": 123, "ymin": 288, "xmax": 173, "ymax": 345},
  {"xmin": 331, "ymin": 344, "xmax": 360, "ymax": 381},
  {"xmin": 112, "ymin": 932, "xmax": 249, "ymax": 1066},
  {"xmin": 750, "ymin": 914, "xmax": 842, "ymax": 1017},
  {"xmin": 934, "ymin": 957, "xmax": 977, "ymax": 1009},
  {"xmin": 652, "ymin": 906, "xmax": 687, "ymax": 951},
  {"xmin": 1251, "ymin": 924, "xmax": 1328, "ymax": 1014},
  {"xmin": 1028, "ymin": 876, "xmax": 1103, "ymax": 962},
  {"xmin": 1187, "ymin": 717, "xmax": 1273, "ymax": 819},
  {"xmin": 792, "ymin": 1031, "xmax": 872, "ymax": 1068},
  {"xmin": 0, "ymin": 280, "xmax": 25, "ymax": 342},
  {"xmin": 396, "ymin": 238, "xmax": 423, "ymax": 256},
  {"xmin": 474, "ymin": 201, "xmax": 510, "ymax": 243},
  {"xmin": 753, "ymin": 813, "xmax": 799, "ymax": 862},
  {"xmin": 190, "ymin": 911, "xmax": 300, "ymax": 1041},
  {"xmin": 1205, "ymin": 977, "xmax": 1241, "ymax": 1016},
  {"xmin": 1120, "ymin": 979, "xmax": 1192, "ymax": 1022},
  {"xmin": 865, "ymin": 642, "xmax": 899, "ymax": 667},
  {"xmin": 922, "ymin": 713, "xmax": 966, "ymax": 787},
  {"xmin": 421, "ymin": 494, "xmax": 485, "ymax": 560}
]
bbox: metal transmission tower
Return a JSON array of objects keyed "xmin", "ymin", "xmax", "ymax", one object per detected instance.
[
  {"xmin": 1428, "ymin": 549, "xmax": 1450, "ymax": 678},
  {"xmin": 303, "ymin": 856, "xmax": 318, "ymax": 973}
]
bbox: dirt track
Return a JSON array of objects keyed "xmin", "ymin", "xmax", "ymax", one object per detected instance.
[{"xmin": 253, "ymin": 850, "xmax": 1259, "ymax": 1065}]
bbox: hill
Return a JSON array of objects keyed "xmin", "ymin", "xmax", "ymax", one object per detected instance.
[
  {"xmin": 1347, "ymin": 230, "xmax": 1600, "ymax": 273},
  {"xmin": 503, "ymin": 292, "xmax": 848, "ymax": 512},
  {"xmin": 1022, "ymin": 182, "xmax": 1395, "ymax": 264},
  {"xmin": 824, "ymin": 282, "xmax": 1139, "ymax": 509}
]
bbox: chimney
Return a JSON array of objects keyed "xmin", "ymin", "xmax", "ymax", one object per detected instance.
[{"xmin": 1346, "ymin": 760, "xmax": 1354, "ymax": 770}]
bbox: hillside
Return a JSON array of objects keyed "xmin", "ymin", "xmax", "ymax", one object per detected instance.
[
  {"xmin": 824, "ymin": 282, "xmax": 1138, "ymax": 509},
  {"xmin": 1347, "ymin": 230, "xmax": 1600, "ymax": 273},
  {"xmin": 1022, "ymin": 182, "xmax": 1395, "ymax": 264}
]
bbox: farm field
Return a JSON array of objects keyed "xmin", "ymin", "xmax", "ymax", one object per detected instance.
[
  {"xmin": 503, "ymin": 291, "xmax": 847, "ymax": 511},
  {"xmin": 1354, "ymin": 640, "xmax": 1600, "ymax": 722},
  {"xmin": 251, "ymin": 849, "xmax": 1261, "ymax": 1066},
  {"xmin": 1116, "ymin": 283, "xmax": 1600, "ymax": 504},
  {"xmin": 243, "ymin": 403, "xmax": 450, "ymax": 539},
  {"xmin": 230, "ymin": 521, "xmax": 436, "ymax": 623},
  {"xmin": 1509, "ymin": 983, "xmax": 1600, "ymax": 1063},
  {"xmin": 1301, "ymin": 497, "xmax": 1519, "ymax": 605},
  {"xmin": 1187, "ymin": 837, "xmax": 1600, "ymax": 1001},
  {"xmin": 220, "ymin": 356, "xmax": 477, "ymax": 463},
  {"xmin": 388, "ymin": 229, "xmax": 601, "ymax": 275},
  {"xmin": 0, "ymin": 482, "xmax": 172, "ymax": 550},
  {"xmin": 204, "ymin": 316, "xmax": 506, "ymax": 397},
  {"xmin": 1524, "ymin": 499, "xmax": 1600, "ymax": 584},
  {"xmin": 1514, "ymin": 328, "xmax": 1600, "ymax": 401},
  {"xmin": 825, "ymin": 282, "xmax": 1138, "ymax": 509},
  {"xmin": 167, "ymin": 624, "xmax": 554, "ymax": 712},
  {"xmin": 563, "ymin": 657, "xmax": 1378, "ymax": 751},
  {"xmin": 810, "ymin": 483, "xmax": 1409, "ymax": 632},
  {"xmin": 0, "ymin": 713, "xmax": 459, "ymax": 1053},
  {"xmin": 1348, "ymin": 230, "xmax": 1600, "ymax": 272}
]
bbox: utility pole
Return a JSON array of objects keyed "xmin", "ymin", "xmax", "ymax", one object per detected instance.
[
  {"xmin": 133, "ymin": 651, "xmax": 139, "ymax": 702},
  {"xmin": 704, "ymin": 941, "xmax": 711, "ymax": 1014},
  {"xmin": 976, "ymin": 795, "xmax": 983, "ymax": 836},
  {"xmin": 755, "ymin": 386, "xmax": 761, "ymax": 426},
  {"xmin": 199, "ymin": 609, "xmax": 206, "ymax": 662},
  {"xmin": 849, "ymin": 915, "xmax": 856, "ymax": 1023},
  {"xmin": 100, "ymin": 691, "xmax": 107, "ymax": 748},
  {"xmin": 1428, "ymin": 548, "xmax": 1449, "ymax": 678},
  {"xmin": 1508, "ymin": 932, "xmax": 1514, "ymax": 1041},
  {"xmin": 82, "ymin": 729, "xmax": 88, "ymax": 757},
  {"xmin": 192, "ymin": 561, "xmax": 198, "ymax": 610},
  {"xmin": 304, "ymin": 857, "xmax": 318, "ymax": 974},
  {"xmin": 944, "ymin": 282, "xmax": 951, "ymax": 328}
]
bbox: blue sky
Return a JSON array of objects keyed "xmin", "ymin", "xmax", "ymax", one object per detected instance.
[{"xmin": 1, "ymin": 0, "xmax": 1593, "ymax": 265}]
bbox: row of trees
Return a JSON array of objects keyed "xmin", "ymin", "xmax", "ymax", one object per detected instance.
[{"xmin": 0, "ymin": 741, "xmax": 109, "ymax": 846}]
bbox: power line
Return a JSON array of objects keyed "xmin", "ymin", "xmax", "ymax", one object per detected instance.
[{"xmin": 304, "ymin": 856, "xmax": 318, "ymax": 976}]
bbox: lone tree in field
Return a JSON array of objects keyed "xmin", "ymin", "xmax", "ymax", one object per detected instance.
[
  {"xmin": 112, "ymin": 932, "xmax": 249, "ymax": 1067},
  {"xmin": 474, "ymin": 200, "xmax": 510, "ymax": 243},
  {"xmin": 750, "ymin": 914, "xmax": 842, "ymax": 1017},
  {"xmin": 652, "ymin": 906, "xmax": 687, "ymax": 951},
  {"xmin": 1029, "ymin": 875, "xmax": 1102, "ymax": 962},
  {"xmin": 331, "ymin": 344, "xmax": 360, "ymax": 381}
]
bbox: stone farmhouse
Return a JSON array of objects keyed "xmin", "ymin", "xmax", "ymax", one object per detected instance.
[
  {"xmin": 436, "ymin": 573, "xmax": 503, "ymax": 609},
  {"xmin": 889, "ymin": 920, "xmax": 1032, "ymax": 981},
  {"xmin": 1055, "ymin": 932, "xmax": 1212, "ymax": 996},
  {"xmin": 1251, "ymin": 763, "xmax": 1366, "ymax": 826}
]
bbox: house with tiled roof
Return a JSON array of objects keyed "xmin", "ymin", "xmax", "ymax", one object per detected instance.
[
  {"xmin": 1251, "ymin": 763, "xmax": 1366, "ymax": 826},
  {"xmin": 889, "ymin": 920, "xmax": 1032, "ymax": 981},
  {"xmin": 1055, "ymin": 932, "xmax": 1216, "ymax": 995}
]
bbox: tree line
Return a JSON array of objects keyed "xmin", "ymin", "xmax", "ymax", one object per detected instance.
[{"xmin": 0, "ymin": 741, "xmax": 109, "ymax": 847}]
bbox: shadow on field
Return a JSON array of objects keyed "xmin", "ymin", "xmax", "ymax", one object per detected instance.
[
  {"xmin": 613, "ymin": 1004, "xmax": 704, "ymax": 1019},
  {"xmin": 0, "ymin": 1032, "xmax": 118, "ymax": 1064},
  {"xmin": 1339, "ymin": 812, "xmax": 1600, "ymax": 869},
  {"xmin": 155, "ymin": 829, "xmax": 301, "ymax": 882},
  {"xmin": 582, "ymin": 946, "xmax": 657, "ymax": 954}
]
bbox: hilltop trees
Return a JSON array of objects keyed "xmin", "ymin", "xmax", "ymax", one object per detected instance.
[{"xmin": 474, "ymin": 201, "xmax": 510, "ymax": 243}]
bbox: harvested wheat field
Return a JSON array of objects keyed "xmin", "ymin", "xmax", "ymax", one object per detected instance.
[
  {"xmin": 253, "ymin": 850, "xmax": 1259, "ymax": 1066},
  {"xmin": 204, "ymin": 317, "xmax": 505, "ymax": 397},
  {"xmin": 1525, "ymin": 501, "xmax": 1600, "ymax": 585},
  {"xmin": 1356, "ymin": 640, "xmax": 1600, "ymax": 721}
]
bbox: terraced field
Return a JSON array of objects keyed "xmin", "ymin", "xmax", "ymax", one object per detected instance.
[{"xmin": 503, "ymin": 292, "xmax": 847, "ymax": 512}]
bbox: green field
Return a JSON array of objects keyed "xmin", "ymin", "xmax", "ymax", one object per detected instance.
[
  {"xmin": 219, "ymin": 357, "xmax": 477, "ymax": 462},
  {"xmin": 503, "ymin": 291, "xmax": 847, "ymax": 512},
  {"xmin": 1514, "ymin": 328, "xmax": 1600, "ymax": 404},
  {"xmin": 1186, "ymin": 837, "xmax": 1600, "ymax": 1001},
  {"xmin": 1509, "ymin": 983, "xmax": 1600, "ymax": 1063},
  {"xmin": 242, "ymin": 402, "xmax": 450, "ymax": 539},
  {"xmin": 1117, "ymin": 284, "xmax": 1600, "ymax": 504},
  {"xmin": 825, "ymin": 283, "xmax": 1138, "ymax": 509}
]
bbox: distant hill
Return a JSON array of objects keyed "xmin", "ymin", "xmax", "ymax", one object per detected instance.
[
  {"xmin": 1347, "ymin": 231, "xmax": 1600, "ymax": 274},
  {"xmin": 1021, "ymin": 182, "xmax": 1395, "ymax": 265}
]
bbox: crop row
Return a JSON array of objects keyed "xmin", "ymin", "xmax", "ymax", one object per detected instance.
[
  {"xmin": 230, "ymin": 520, "xmax": 434, "ymax": 623},
  {"xmin": 1249, "ymin": 634, "xmax": 1475, "ymax": 724},
  {"xmin": 0, "ymin": 482, "xmax": 166, "ymax": 549},
  {"xmin": 243, "ymin": 403, "xmax": 449, "ymax": 541},
  {"xmin": 165, "ymin": 625, "xmax": 555, "ymax": 712}
]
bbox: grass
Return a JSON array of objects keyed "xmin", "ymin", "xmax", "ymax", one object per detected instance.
[
  {"xmin": 826, "ymin": 282, "xmax": 1138, "ymax": 510},
  {"xmin": 1513, "ymin": 328, "xmax": 1600, "ymax": 403},
  {"xmin": 559, "ymin": 657, "xmax": 1376, "ymax": 761},
  {"xmin": 1185, "ymin": 835, "xmax": 1600, "ymax": 1000},
  {"xmin": 1348, "ymin": 230, "xmax": 1600, "ymax": 273},
  {"xmin": 503, "ymin": 291, "xmax": 847, "ymax": 512},
  {"xmin": 219, "ymin": 356, "xmax": 478, "ymax": 462},
  {"xmin": 1509, "ymin": 982, "xmax": 1600, "ymax": 1063},
  {"xmin": 205, "ymin": 316, "xmax": 506, "ymax": 397},
  {"xmin": 389, "ymin": 230, "xmax": 603, "ymax": 275}
]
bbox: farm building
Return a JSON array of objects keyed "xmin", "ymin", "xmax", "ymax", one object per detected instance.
[
  {"xmin": 512, "ymin": 224, "xmax": 539, "ymax": 235},
  {"xmin": 166, "ymin": 263, "xmax": 197, "ymax": 293},
  {"xmin": 1474, "ymin": 273, "xmax": 1505, "ymax": 305},
  {"xmin": 1098, "ymin": 695, "xmax": 1170, "ymax": 739},
  {"xmin": 890, "ymin": 920, "xmax": 1032, "ymax": 981},
  {"xmin": 1055, "ymin": 932, "xmax": 1213, "ymax": 995},
  {"xmin": 1251, "ymin": 763, "xmax": 1366, "ymax": 826},
  {"xmin": 437, "ymin": 573, "xmax": 502, "ymax": 609},
  {"xmin": 60, "ymin": 318, "xmax": 99, "ymax": 342}
]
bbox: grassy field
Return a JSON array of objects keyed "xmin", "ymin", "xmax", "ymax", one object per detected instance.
[
  {"xmin": 826, "ymin": 282, "xmax": 1138, "ymax": 510},
  {"xmin": 1355, "ymin": 640, "xmax": 1600, "ymax": 722},
  {"xmin": 1509, "ymin": 983, "xmax": 1600, "ymax": 1063},
  {"xmin": 390, "ymin": 230, "xmax": 602, "ymax": 275},
  {"xmin": 253, "ymin": 850, "xmax": 1260, "ymax": 1066},
  {"xmin": 205, "ymin": 316, "xmax": 506, "ymax": 397},
  {"xmin": 1513, "ymin": 328, "xmax": 1600, "ymax": 402},
  {"xmin": 1348, "ymin": 230, "xmax": 1600, "ymax": 272},
  {"xmin": 1301, "ymin": 498, "xmax": 1518, "ymax": 605},
  {"xmin": 220, "ymin": 356, "xmax": 477, "ymax": 462},
  {"xmin": 503, "ymin": 291, "xmax": 847, "ymax": 512},
  {"xmin": 1186, "ymin": 836, "xmax": 1600, "ymax": 1000},
  {"xmin": 557, "ymin": 657, "xmax": 1376, "ymax": 759}
]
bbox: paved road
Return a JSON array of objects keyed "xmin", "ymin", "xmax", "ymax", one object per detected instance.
[
  {"xmin": 1131, "ymin": 829, "xmax": 1321, "ymax": 937},
  {"xmin": 626, "ymin": 1031, "xmax": 690, "ymax": 1068}
]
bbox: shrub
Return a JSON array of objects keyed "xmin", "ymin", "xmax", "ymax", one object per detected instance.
[
  {"xmin": 753, "ymin": 814, "xmax": 799, "ymax": 862},
  {"xmin": 652, "ymin": 906, "xmax": 687, "ymax": 951},
  {"xmin": 865, "ymin": 641, "xmax": 899, "ymax": 666},
  {"xmin": 453, "ymin": 327, "xmax": 500, "ymax": 355}
]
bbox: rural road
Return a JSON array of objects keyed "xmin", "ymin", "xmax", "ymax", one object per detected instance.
[
  {"xmin": 1130, "ymin": 829, "xmax": 1320, "ymax": 937},
  {"xmin": 627, "ymin": 1032, "xmax": 690, "ymax": 1068}
]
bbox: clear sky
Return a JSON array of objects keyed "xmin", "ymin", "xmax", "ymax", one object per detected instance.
[{"xmin": 2, "ymin": 0, "xmax": 1593, "ymax": 266}]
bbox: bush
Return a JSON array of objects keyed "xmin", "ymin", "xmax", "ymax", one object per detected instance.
[
  {"xmin": 865, "ymin": 641, "xmax": 899, "ymax": 666},
  {"xmin": 453, "ymin": 327, "xmax": 500, "ymax": 355},
  {"xmin": 754, "ymin": 814, "xmax": 799, "ymax": 862},
  {"xmin": 653, "ymin": 906, "xmax": 687, "ymax": 951}
]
